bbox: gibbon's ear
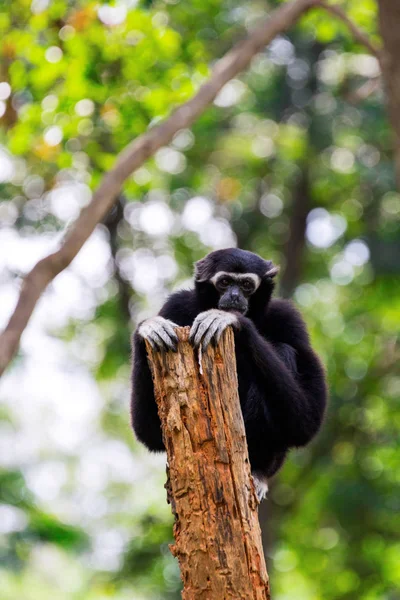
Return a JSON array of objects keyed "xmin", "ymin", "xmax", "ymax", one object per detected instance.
[
  {"xmin": 265, "ymin": 263, "xmax": 280, "ymax": 279},
  {"xmin": 194, "ymin": 256, "xmax": 215, "ymax": 282}
]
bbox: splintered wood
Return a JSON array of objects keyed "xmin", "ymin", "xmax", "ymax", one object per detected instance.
[{"xmin": 146, "ymin": 327, "xmax": 270, "ymax": 600}]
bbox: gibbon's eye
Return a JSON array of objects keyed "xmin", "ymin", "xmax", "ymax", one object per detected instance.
[
  {"xmin": 241, "ymin": 279, "xmax": 255, "ymax": 293},
  {"xmin": 218, "ymin": 277, "xmax": 231, "ymax": 288}
]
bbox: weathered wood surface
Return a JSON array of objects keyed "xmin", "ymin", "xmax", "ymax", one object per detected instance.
[{"xmin": 146, "ymin": 327, "xmax": 270, "ymax": 600}]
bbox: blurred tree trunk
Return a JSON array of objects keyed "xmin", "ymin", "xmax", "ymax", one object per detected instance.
[
  {"xmin": 280, "ymin": 40, "xmax": 326, "ymax": 298},
  {"xmin": 378, "ymin": 0, "xmax": 400, "ymax": 189},
  {"xmin": 280, "ymin": 165, "xmax": 310, "ymax": 297},
  {"xmin": 146, "ymin": 328, "xmax": 270, "ymax": 600}
]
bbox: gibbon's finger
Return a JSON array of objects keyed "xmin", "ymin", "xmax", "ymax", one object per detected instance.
[
  {"xmin": 156, "ymin": 317, "xmax": 178, "ymax": 340},
  {"xmin": 139, "ymin": 319, "xmax": 162, "ymax": 341},
  {"xmin": 188, "ymin": 316, "xmax": 204, "ymax": 345},
  {"xmin": 142, "ymin": 334, "xmax": 157, "ymax": 350},
  {"xmin": 210, "ymin": 323, "xmax": 226, "ymax": 348},
  {"xmin": 252, "ymin": 472, "xmax": 269, "ymax": 502},
  {"xmin": 138, "ymin": 321, "xmax": 154, "ymax": 341},
  {"xmin": 189, "ymin": 310, "xmax": 223, "ymax": 345},
  {"xmin": 153, "ymin": 323, "xmax": 177, "ymax": 351},
  {"xmin": 140, "ymin": 318, "xmax": 178, "ymax": 345},
  {"xmin": 140, "ymin": 318, "xmax": 178, "ymax": 351},
  {"xmin": 138, "ymin": 327, "xmax": 160, "ymax": 350},
  {"xmin": 208, "ymin": 313, "xmax": 236, "ymax": 347},
  {"xmin": 167, "ymin": 338, "xmax": 178, "ymax": 352},
  {"xmin": 214, "ymin": 322, "xmax": 228, "ymax": 345},
  {"xmin": 193, "ymin": 314, "xmax": 219, "ymax": 348},
  {"xmin": 201, "ymin": 318, "xmax": 222, "ymax": 351},
  {"xmin": 194, "ymin": 313, "xmax": 218, "ymax": 343},
  {"xmin": 190, "ymin": 318, "xmax": 207, "ymax": 347},
  {"xmin": 148, "ymin": 329, "xmax": 169, "ymax": 352},
  {"xmin": 164, "ymin": 333, "xmax": 178, "ymax": 352},
  {"xmin": 189, "ymin": 311, "xmax": 207, "ymax": 339},
  {"xmin": 163, "ymin": 322, "xmax": 179, "ymax": 345},
  {"xmin": 213, "ymin": 313, "xmax": 238, "ymax": 345}
]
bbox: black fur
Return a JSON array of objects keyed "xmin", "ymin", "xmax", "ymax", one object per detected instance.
[{"xmin": 131, "ymin": 249, "xmax": 327, "ymax": 480}]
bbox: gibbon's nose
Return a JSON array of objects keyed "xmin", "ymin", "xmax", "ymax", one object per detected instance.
[{"xmin": 230, "ymin": 287, "xmax": 240, "ymax": 300}]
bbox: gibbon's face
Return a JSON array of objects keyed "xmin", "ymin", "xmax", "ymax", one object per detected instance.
[
  {"xmin": 195, "ymin": 248, "xmax": 280, "ymax": 314},
  {"xmin": 210, "ymin": 271, "xmax": 261, "ymax": 315}
]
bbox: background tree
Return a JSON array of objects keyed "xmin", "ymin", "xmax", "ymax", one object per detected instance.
[{"xmin": 0, "ymin": 1, "xmax": 399, "ymax": 599}]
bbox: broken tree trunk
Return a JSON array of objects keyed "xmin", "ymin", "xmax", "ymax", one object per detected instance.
[{"xmin": 145, "ymin": 327, "xmax": 270, "ymax": 600}]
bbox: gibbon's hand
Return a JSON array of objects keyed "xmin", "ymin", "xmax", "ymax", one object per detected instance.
[
  {"xmin": 138, "ymin": 316, "xmax": 179, "ymax": 352},
  {"xmin": 189, "ymin": 309, "xmax": 239, "ymax": 351}
]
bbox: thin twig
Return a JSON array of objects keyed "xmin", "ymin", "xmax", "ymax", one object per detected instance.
[
  {"xmin": 345, "ymin": 77, "xmax": 381, "ymax": 104},
  {"xmin": 0, "ymin": 0, "xmax": 380, "ymax": 375},
  {"xmin": 319, "ymin": 1, "xmax": 382, "ymax": 59}
]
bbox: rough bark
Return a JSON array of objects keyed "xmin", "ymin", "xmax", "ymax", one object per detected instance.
[
  {"xmin": 146, "ymin": 327, "xmax": 270, "ymax": 600},
  {"xmin": 378, "ymin": 0, "xmax": 400, "ymax": 189}
]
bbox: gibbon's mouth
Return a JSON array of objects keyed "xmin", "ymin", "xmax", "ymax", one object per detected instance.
[{"xmin": 218, "ymin": 301, "xmax": 248, "ymax": 315}]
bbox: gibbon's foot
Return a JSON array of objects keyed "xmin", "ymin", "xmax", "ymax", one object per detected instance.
[
  {"xmin": 138, "ymin": 317, "xmax": 179, "ymax": 352},
  {"xmin": 189, "ymin": 309, "xmax": 239, "ymax": 351},
  {"xmin": 252, "ymin": 472, "xmax": 269, "ymax": 502}
]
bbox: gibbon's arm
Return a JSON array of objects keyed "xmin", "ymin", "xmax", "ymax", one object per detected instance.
[
  {"xmin": 235, "ymin": 312, "xmax": 327, "ymax": 448},
  {"xmin": 158, "ymin": 290, "xmax": 198, "ymax": 326},
  {"xmin": 131, "ymin": 290, "xmax": 196, "ymax": 451},
  {"xmin": 131, "ymin": 330, "xmax": 165, "ymax": 451}
]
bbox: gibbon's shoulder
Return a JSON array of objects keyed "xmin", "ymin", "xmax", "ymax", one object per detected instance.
[
  {"xmin": 158, "ymin": 288, "xmax": 198, "ymax": 326},
  {"xmin": 263, "ymin": 298, "xmax": 310, "ymax": 346}
]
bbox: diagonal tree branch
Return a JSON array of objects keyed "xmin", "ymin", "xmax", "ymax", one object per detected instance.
[{"xmin": 0, "ymin": 0, "xmax": 380, "ymax": 375}]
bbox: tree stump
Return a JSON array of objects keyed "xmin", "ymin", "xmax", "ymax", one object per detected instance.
[{"xmin": 146, "ymin": 327, "xmax": 270, "ymax": 599}]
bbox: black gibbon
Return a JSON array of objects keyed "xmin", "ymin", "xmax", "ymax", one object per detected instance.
[{"xmin": 131, "ymin": 248, "xmax": 327, "ymax": 499}]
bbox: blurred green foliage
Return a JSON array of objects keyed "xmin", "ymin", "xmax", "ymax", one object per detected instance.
[{"xmin": 0, "ymin": 0, "xmax": 399, "ymax": 599}]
